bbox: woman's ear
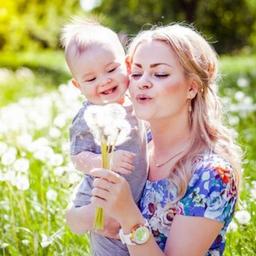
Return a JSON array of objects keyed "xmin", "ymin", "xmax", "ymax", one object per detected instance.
[
  {"xmin": 71, "ymin": 79, "xmax": 80, "ymax": 89},
  {"xmin": 125, "ymin": 56, "xmax": 131, "ymax": 74},
  {"xmin": 187, "ymin": 79, "xmax": 199, "ymax": 99}
]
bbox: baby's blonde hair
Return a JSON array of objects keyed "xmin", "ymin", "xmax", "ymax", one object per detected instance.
[
  {"xmin": 128, "ymin": 24, "xmax": 242, "ymax": 201},
  {"xmin": 60, "ymin": 17, "xmax": 125, "ymax": 75}
]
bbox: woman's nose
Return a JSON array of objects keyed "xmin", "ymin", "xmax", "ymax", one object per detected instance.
[{"xmin": 138, "ymin": 78, "xmax": 153, "ymax": 90}]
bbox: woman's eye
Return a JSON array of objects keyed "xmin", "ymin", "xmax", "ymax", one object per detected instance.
[
  {"xmin": 131, "ymin": 73, "xmax": 142, "ymax": 79},
  {"xmin": 155, "ymin": 74, "xmax": 169, "ymax": 78}
]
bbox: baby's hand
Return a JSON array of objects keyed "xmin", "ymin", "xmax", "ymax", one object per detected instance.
[{"xmin": 111, "ymin": 150, "xmax": 135, "ymax": 175}]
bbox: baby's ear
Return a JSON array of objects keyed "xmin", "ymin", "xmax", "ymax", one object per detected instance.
[
  {"xmin": 125, "ymin": 56, "xmax": 131, "ymax": 74},
  {"xmin": 71, "ymin": 79, "xmax": 80, "ymax": 89}
]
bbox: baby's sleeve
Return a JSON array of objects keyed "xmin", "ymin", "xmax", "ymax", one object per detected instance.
[
  {"xmin": 179, "ymin": 162, "xmax": 238, "ymax": 224},
  {"xmin": 73, "ymin": 175, "xmax": 93, "ymax": 207},
  {"xmin": 70, "ymin": 105, "xmax": 97, "ymax": 155}
]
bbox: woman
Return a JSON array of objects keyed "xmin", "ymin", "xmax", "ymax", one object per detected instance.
[{"xmin": 89, "ymin": 24, "xmax": 242, "ymax": 255}]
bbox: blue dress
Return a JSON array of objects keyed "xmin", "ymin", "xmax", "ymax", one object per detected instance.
[{"xmin": 139, "ymin": 151, "xmax": 237, "ymax": 256}]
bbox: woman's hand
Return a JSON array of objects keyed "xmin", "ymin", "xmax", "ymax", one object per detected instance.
[{"xmin": 90, "ymin": 168, "xmax": 136, "ymax": 224}]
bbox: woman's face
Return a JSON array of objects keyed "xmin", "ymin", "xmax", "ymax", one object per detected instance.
[{"xmin": 129, "ymin": 40, "xmax": 191, "ymax": 122}]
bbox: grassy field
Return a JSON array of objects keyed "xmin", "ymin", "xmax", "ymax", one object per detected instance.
[{"xmin": 0, "ymin": 51, "xmax": 255, "ymax": 255}]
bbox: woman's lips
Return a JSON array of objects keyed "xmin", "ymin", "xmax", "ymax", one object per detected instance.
[{"xmin": 135, "ymin": 94, "xmax": 152, "ymax": 103}]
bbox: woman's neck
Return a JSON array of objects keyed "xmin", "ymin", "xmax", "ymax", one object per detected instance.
[{"xmin": 149, "ymin": 115, "xmax": 190, "ymax": 154}]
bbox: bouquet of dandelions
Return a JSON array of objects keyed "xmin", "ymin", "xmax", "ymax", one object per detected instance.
[{"xmin": 84, "ymin": 103, "xmax": 131, "ymax": 230}]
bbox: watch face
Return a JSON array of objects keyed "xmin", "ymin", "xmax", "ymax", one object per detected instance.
[{"xmin": 133, "ymin": 226, "xmax": 150, "ymax": 245}]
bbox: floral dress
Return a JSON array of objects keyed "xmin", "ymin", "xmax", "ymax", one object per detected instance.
[{"xmin": 139, "ymin": 151, "xmax": 237, "ymax": 256}]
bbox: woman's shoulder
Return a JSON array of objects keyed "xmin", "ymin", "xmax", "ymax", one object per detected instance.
[
  {"xmin": 191, "ymin": 150, "xmax": 234, "ymax": 185},
  {"xmin": 180, "ymin": 150, "xmax": 238, "ymax": 223},
  {"xmin": 186, "ymin": 150, "xmax": 238, "ymax": 203}
]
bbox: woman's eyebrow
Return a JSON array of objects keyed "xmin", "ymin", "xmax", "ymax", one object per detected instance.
[
  {"xmin": 150, "ymin": 63, "xmax": 173, "ymax": 68},
  {"xmin": 132, "ymin": 63, "xmax": 172, "ymax": 68}
]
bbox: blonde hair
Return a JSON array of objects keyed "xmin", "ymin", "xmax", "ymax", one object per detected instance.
[
  {"xmin": 128, "ymin": 24, "xmax": 242, "ymax": 201},
  {"xmin": 60, "ymin": 17, "xmax": 125, "ymax": 75}
]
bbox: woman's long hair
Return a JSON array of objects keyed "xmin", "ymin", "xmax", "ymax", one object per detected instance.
[{"xmin": 128, "ymin": 24, "xmax": 242, "ymax": 201}]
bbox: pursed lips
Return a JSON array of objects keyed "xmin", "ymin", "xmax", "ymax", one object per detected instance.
[{"xmin": 135, "ymin": 94, "xmax": 153, "ymax": 102}]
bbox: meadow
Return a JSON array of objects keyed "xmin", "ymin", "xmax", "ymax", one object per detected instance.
[{"xmin": 0, "ymin": 52, "xmax": 255, "ymax": 255}]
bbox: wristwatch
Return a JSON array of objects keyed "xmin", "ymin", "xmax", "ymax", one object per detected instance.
[{"xmin": 119, "ymin": 219, "xmax": 151, "ymax": 245}]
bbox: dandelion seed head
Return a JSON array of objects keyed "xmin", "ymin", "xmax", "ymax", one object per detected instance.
[
  {"xmin": 1, "ymin": 147, "xmax": 17, "ymax": 166},
  {"xmin": 235, "ymin": 210, "xmax": 251, "ymax": 225},
  {"xmin": 47, "ymin": 189, "xmax": 58, "ymax": 201},
  {"xmin": 13, "ymin": 158, "xmax": 30, "ymax": 173}
]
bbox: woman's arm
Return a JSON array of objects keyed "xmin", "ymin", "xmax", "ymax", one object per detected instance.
[
  {"xmin": 165, "ymin": 215, "xmax": 223, "ymax": 256},
  {"xmin": 90, "ymin": 168, "xmax": 224, "ymax": 256}
]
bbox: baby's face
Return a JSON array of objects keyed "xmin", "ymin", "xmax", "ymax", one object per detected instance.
[{"xmin": 71, "ymin": 44, "xmax": 128, "ymax": 104}]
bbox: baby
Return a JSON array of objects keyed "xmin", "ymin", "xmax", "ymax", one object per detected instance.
[{"xmin": 61, "ymin": 18, "xmax": 148, "ymax": 256}]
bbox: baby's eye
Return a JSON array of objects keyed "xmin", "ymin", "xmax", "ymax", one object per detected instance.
[
  {"xmin": 85, "ymin": 77, "xmax": 96, "ymax": 82},
  {"xmin": 107, "ymin": 66, "xmax": 117, "ymax": 73},
  {"xmin": 155, "ymin": 73, "xmax": 169, "ymax": 78}
]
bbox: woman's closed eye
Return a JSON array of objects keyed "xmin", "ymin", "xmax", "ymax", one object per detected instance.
[
  {"xmin": 155, "ymin": 73, "xmax": 169, "ymax": 78},
  {"xmin": 130, "ymin": 73, "xmax": 142, "ymax": 79}
]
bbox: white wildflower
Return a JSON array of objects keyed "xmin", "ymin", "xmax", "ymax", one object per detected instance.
[
  {"xmin": 46, "ymin": 189, "xmax": 58, "ymax": 201},
  {"xmin": 16, "ymin": 67, "xmax": 34, "ymax": 80},
  {"xmin": 33, "ymin": 146, "xmax": 54, "ymax": 162},
  {"xmin": 67, "ymin": 171, "xmax": 81, "ymax": 184},
  {"xmin": 250, "ymin": 187, "xmax": 256, "ymax": 200},
  {"xmin": 13, "ymin": 158, "xmax": 30, "ymax": 173},
  {"xmin": 234, "ymin": 91, "xmax": 245, "ymax": 101},
  {"xmin": 84, "ymin": 103, "xmax": 130, "ymax": 147},
  {"xmin": 0, "ymin": 142, "xmax": 7, "ymax": 156},
  {"xmin": 1, "ymin": 147, "xmax": 17, "ymax": 166},
  {"xmin": 49, "ymin": 127, "xmax": 61, "ymax": 138},
  {"xmin": 54, "ymin": 167, "xmax": 65, "ymax": 176},
  {"xmin": 17, "ymin": 134, "xmax": 33, "ymax": 149},
  {"xmin": 237, "ymin": 77, "xmax": 249, "ymax": 88},
  {"xmin": 15, "ymin": 174, "xmax": 30, "ymax": 190},
  {"xmin": 48, "ymin": 153, "xmax": 64, "ymax": 167},
  {"xmin": 54, "ymin": 114, "xmax": 67, "ymax": 128},
  {"xmin": 227, "ymin": 221, "xmax": 238, "ymax": 232},
  {"xmin": 40, "ymin": 234, "xmax": 52, "ymax": 248},
  {"xmin": 4, "ymin": 170, "xmax": 16, "ymax": 183},
  {"xmin": 21, "ymin": 239, "xmax": 30, "ymax": 246},
  {"xmin": 235, "ymin": 210, "xmax": 251, "ymax": 225}
]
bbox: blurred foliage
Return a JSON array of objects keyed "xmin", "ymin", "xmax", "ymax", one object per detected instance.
[
  {"xmin": 0, "ymin": 0, "xmax": 256, "ymax": 53},
  {"xmin": 0, "ymin": 0, "xmax": 81, "ymax": 51},
  {"xmin": 93, "ymin": 0, "xmax": 256, "ymax": 54}
]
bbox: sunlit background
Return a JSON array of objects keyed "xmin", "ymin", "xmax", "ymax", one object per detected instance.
[{"xmin": 0, "ymin": 0, "xmax": 255, "ymax": 255}]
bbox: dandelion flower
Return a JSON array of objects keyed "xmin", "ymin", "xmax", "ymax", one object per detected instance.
[{"xmin": 235, "ymin": 210, "xmax": 251, "ymax": 225}]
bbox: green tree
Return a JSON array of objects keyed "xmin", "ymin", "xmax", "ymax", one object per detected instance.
[
  {"xmin": 0, "ymin": 0, "xmax": 81, "ymax": 51},
  {"xmin": 93, "ymin": 0, "xmax": 256, "ymax": 53}
]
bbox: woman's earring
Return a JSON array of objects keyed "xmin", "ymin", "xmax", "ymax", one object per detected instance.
[{"xmin": 188, "ymin": 104, "xmax": 192, "ymax": 112}]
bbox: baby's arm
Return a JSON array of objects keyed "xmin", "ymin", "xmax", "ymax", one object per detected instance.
[
  {"xmin": 66, "ymin": 204, "xmax": 120, "ymax": 238},
  {"xmin": 72, "ymin": 150, "xmax": 135, "ymax": 175},
  {"xmin": 66, "ymin": 176, "xmax": 120, "ymax": 237},
  {"xmin": 111, "ymin": 150, "xmax": 135, "ymax": 174},
  {"xmin": 71, "ymin": 151, "xmax": 101, "ymax": 174}
]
